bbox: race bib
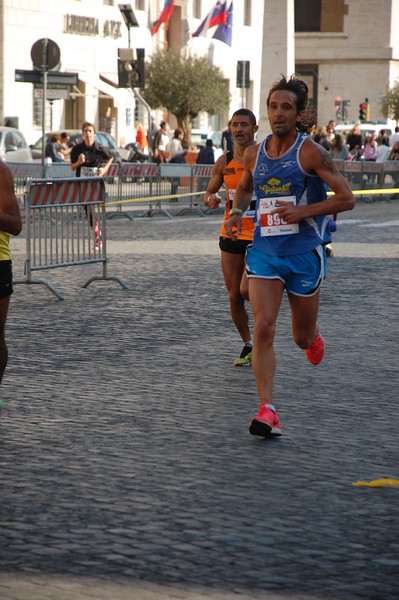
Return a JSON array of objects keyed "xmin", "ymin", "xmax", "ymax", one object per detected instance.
[
  {"xmin": 259, "ymin": 196, "xmax": 299, "ymax": 237},
  {"xmin": 228, "ymin": 189, "xmax": 256, "ymax": 218}
]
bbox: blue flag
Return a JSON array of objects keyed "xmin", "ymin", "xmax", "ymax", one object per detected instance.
[
  {"xmin": 192, "ymin": 2, "xmax": 227, "ymax": 38},
  {"xmin": 213, "ymin": 1, "xmax": 233, "ymax": 46}
]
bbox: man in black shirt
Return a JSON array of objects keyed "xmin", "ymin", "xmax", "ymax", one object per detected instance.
[
  {"xmin": 71, "ymin": 122, "xmax": 113, "ymax": 177},
  {"xmin": 70, "ymin": 122, "xmax": 113, "ymax": 248}
]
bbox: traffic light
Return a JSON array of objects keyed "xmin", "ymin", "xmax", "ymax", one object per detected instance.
[
  {"xmin": 342, "ymin": 99, "xmax": 351, "ymax": 120},
  {"xmin": 334, "ymin": 97, "xmax": 343, "ymax": 121},
  {"xmin": 236, "ymin": 61, "xmax": 250, "ymax": 88},
  {"xmin": 365, "ymin": 97, "xmax": 370, "ymax": 120},
  {"xmin": 117, "ymin": 48, "xmax": 145, "ymax": 89},
  {"xmin": 359, "ymin": 102, "xmax": 366, "ymax": 122}
]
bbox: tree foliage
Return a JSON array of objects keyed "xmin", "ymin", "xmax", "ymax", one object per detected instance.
[
  {"xmin": 142, "ymin": 49, "xmax": 230, "ymax": 146},
  {"xmin": 380, "ymin": 83, "xmax": 399, "ymax": 122}
]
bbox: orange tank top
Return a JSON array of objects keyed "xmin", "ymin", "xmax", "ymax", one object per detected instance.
[{"xmin": 219, "ymin": 153, "xmax": 256, "ymax": 241}]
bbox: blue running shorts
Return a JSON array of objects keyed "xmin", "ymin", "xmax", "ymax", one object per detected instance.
[{"xmin": 246, "ymin": 245, "xmax": 326, "ymax": 296}]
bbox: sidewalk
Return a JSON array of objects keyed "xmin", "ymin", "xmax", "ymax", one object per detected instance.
[{"xmin": 1, "ymin": 200, "xmax": 398, "ymax": 600}]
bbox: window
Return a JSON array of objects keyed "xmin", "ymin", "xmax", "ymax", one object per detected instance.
[
  {"xmin": 295, "ymin": 0, "xmax": 321, "ymax": 32},
  {"xmin": 193, "ymin": 0, "xmax": 201, "ymax": 20},
  {"xmin": 295, "ymin": 0, "xmax": 345, "ymax": 33},
  {"xmin": 244, "ymin": 0, "xmax": 251, "ymax": 26},
  {"xmin": 135, "ymin": 0, "xmax": 145, "ymax": 9},
  {"xmin": 12, "ymin": 131, "xmax": 26, "ymax": 149},
  {"xmin": 5, "ymin": 132, "xmax": 15, "ymax": 150},
  {"xmin": 103, "ymin": 0, "xmax": 114, "ymax": 6}
]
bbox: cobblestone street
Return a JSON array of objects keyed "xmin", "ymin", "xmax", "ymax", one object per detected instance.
[{"xmin": 0, "ymin": 199, "xmax": 398, "ymax": 600}]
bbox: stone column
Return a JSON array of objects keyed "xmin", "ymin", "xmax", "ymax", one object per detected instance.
[{"xmin": 257, "ymin": 0, "xmax": 295, "ymax": 141}]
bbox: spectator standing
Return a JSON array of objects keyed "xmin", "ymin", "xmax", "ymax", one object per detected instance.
[
  {"xmin": 0, "ymin": 162, "xmax": 22, "ymax": 413},
  {"xmin": 167, "ymin": 128, "xmax": 186, "ymax": 197},
  {"xmin": 389, "ymin": 125, "xmax": 399, "ymax": 147},
  {"xmin": 330, "ymin": 133, "xmax": 350, "ymax": 160},
  {"xmin": 326, "ymin": 120, "xmax": 336, "ymax": 144},
  {"xmin": 45, "ymin": 134, "xmax": 64, "ymax": 162},
  {"xmin": 363, "ymin": 132, "xmax": 377, "ymax": 161},
  {"xmin": 346, "ymin": 124, "xmax": 363, "ymax": 159},
  {"xmin": 376, "ymin": 136, "xmax": 391, "ymax": 163},
  {"xmin": 313, "ymin": 126, "xmax": 331, "ymax": 150},
  {"xmin": 167, "ymin": 128, "xmax": 186, "ymax": 163},
  {"xmin": 221, "ymin": 121, "xmax": 234, "ymax": 152},
  {"xmin": 196, "ymin": 139, "xmax": 215, "ymax": 192},
  {"xmin": 152, "ymin": 121, "xmax": 170, "ymax": 163},
  {"xmin": 388, "ymin": 140, "xmax": 399, "ymax": 162},
  {"xmin": 196, "ymin": 139, "xmax": 215, "ymax": 165},
  {"xmin": 58, "ymin": 132, "xmax": 73, "ymax": 162},
  {"xmin": 376, "ymin": 129, "xmax": 387, "ymax": 145},
  {"xmin": 135, "ymin": 121, "xmax": 148, "ymax": 153},
  {"xmin": 387, "ymin": 141, "xmax": 399, "ymax": 197}
]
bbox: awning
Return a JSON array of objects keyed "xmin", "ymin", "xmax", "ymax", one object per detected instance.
[
  {"xmin": 99, "ymin": 73, "xmax": 119, "ymax": 90},
  {"xmin": 69, "ymin": 85, "xmax": 85, "ymax": 98},
  {"xmin": 67, "ymin": 77, "xmax": 131, "ymax": 103}
]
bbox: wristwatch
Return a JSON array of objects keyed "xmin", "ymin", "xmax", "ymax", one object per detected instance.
[{"xmin": 228, "ymin": 208, "xmax": 243, "ymax": 218}]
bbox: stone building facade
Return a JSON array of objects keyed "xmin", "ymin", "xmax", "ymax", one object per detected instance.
[{"xmin": 0, "ymin": 0, "xmax": 397, "ymax": 146}]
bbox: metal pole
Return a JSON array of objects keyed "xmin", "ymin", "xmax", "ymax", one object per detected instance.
[
  {"xmin": 132, "ymin": 88, "xmax": 153, "ymax": 159},
  {"xmin": 41, "ymin": 38, "xmax": 48, "ymax": 177}
]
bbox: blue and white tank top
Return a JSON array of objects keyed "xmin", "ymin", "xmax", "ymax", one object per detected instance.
[{"xmin": 252, "ymin": 132, "xmax": 332, "ymax": 256}]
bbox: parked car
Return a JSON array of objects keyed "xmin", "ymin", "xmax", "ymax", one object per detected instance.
[
  {"xmin": 0, "ymin": 126, "xmax": 33, "ymax": 162},
  {"xmin": 191, "ymin": 129, "xmax": 222, "ymax": 149},
  {"xmin": 30, "ymin": 129, "xmax": 132, "ymax": 162}
]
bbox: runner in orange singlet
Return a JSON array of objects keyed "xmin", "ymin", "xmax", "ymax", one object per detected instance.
[{"xmin": 203, "ymin": 109, "xmax": 258, "ymax": 366}]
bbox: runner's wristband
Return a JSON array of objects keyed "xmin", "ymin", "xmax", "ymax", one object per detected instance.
[{"xmin": 228, "ymin": 208, "xmax": 243, "ymax": 218}]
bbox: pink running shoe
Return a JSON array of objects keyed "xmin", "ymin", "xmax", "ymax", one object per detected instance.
[
  {"xmin": 305, "ymin": 333, "xmax": 325, "ymax": 365},
  {"xmin": 249, "ymin": 404, "xmax": 282, "ymax": 437}
]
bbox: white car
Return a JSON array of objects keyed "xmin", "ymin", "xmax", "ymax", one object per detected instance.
[
  {"xmin": 0, "ymin": 126, "xmax": 33, "ymax": 162},
  {"xmin": 334, "ymin": 121, "xmax": 395, "ymax": 141}
]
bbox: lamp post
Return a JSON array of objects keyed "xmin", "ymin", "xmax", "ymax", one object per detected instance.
[
  {"xmin": 117, "ymin": 4, "xmax": 152, "ymax": 157},
  {"xmin": 118, "ymin": 4, "xmax": 139, "ymax": 48}
]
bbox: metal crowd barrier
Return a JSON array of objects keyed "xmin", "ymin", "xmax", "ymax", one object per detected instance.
[
  {"xmin": 14, "ymin": 177, "xmax": 128, "ymax": 300},
  {"xmin": 10, "ymin": 160, "xmax": 399, "ymax": 224},
  {"xmin": 107, "ymin": 163, "xmax": 160, "ymax": 219}
]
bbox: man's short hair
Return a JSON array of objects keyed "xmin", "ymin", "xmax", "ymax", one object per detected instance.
[
  {"xmin": 82, "ymin": 121, "xmax": 96, "ymax": 133},
  {"xmin": 231, "ymin": 108, "xmax": 257, "ymax": 126}
]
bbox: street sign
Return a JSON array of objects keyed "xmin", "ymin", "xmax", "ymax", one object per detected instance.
[
  {"xmin": 31, "ymin": 39, "xmax": 61, "ymax": 71},
  {"xmin": 34, "ymin": 88, "xmax": 69, "ymax": 101},
  {"xmin": 15, "ymin": 70, "xmax": 78, "ymax": 86},
  {"xmin": 237, "ymin": 61, "xmax": 250, "ymax": 88}
]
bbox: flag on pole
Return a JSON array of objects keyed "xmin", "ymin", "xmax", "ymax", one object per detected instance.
[
  {"xmin": 213, "ymin": 1, "xmax": 233, "ymax": 46},
  {"xmin": 151, "ymin": 0, "xmax": 175, "ymax": 35},
  {"xmin": 192, "ymin": 1, "xmax": 227, "ymax": 38}
]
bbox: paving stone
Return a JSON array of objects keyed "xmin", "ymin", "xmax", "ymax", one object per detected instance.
[{"xmin": 0, "ymin": 201, "xmax": 398, "ymax": 599}]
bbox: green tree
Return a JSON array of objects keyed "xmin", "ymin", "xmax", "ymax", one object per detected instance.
[
  {"xmin": 380, "ymin": 83, "xmax": 399, "ymax": 122},
  {"xmin": 142, "ymin": 49, "xmax": 230, "ymax": 147}
]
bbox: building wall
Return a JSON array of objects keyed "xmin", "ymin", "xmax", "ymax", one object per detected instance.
[
  {"xmin": 295, "ymin": 0, "xmax": 398, "ymax": 127},
  {"xmin": 1, "ymin": 0, "xmax": 145, "ymax": 144},
  {"xmin": 0, "ymin": 0, "xmax": 398, "ymax": 147}
]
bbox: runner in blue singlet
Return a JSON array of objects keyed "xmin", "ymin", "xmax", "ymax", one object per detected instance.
[{"xmin": 224, "ymin": 75, "xmax": 355, "ymax": 438}]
